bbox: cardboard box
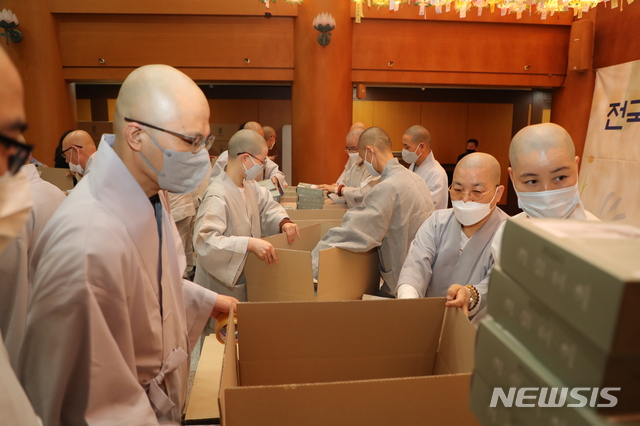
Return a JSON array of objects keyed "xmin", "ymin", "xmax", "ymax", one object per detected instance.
[
  {"xmin": 244, "ymin": 223, "xmax": 379, "ymax": 302},
  {"xmin": 487, "ymin": 267, "xmax": 640, "ymax": 411},
  {"xmin": 38, "ymin": 167, "xmax": 74, "ymax": 191},
  {"xmin": 500, "ymin": 219, "xmax": 640, "ymax": 355},
  {"xmin": 219, "ymin": 298, "xmax": 480, "ymax": 426},
  {"xmin": 473, "ymin": 319, "xmax": 639, "ymax": 420},
  {"xmin": 287, "ymin": 208, "xmax": 346, "ymax": 222},
  {"xmin": 280, "ymin": 196, "xmax": 297, "ymax": 204}
]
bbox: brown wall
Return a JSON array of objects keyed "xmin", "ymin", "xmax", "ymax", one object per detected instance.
[
  {"xmin": 552, "ymin": 1, "xmax": 640, "ymax": 159},
  {"xmin": 3, "ymin": 0, "xmax": 76, "ymax": 166}
]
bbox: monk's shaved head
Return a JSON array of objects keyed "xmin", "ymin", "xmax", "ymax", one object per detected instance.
[
  {"xmin": 263, "ymin": 126, "xmax": 275, "ymax": 140},
  {"xmin": 350, "ymin": 122, "xmax": 366, "ymax": 131},
  {"xmin": 62, "ymin": 130, "xmax": 96, "ymax": 151},
  {"xmin": 455, "ymin": 152, "xmax": 501, "ymax": 187},
  {"xmin": 358, "ymin": 127, "xmax": 391, "ymax": 153},
  {"xmin": 243, "ymin": 121, "xmax": 265, "ymax": 139},
  {"xmin": 0, "ymin": 47, "xmax": 26, "ymax": 141},
  {"xmin": 114, "ymin": 65, "xmax": 208, "ymax": 138},
  {"xmin": 404, "ymin": 125, "xmax": 432, "ymax": 149},
  {"xmin": 228, "ymin": 129, "xmax": 267, "ymax": 158},
  {"xmin": 509, "ymin": 123, "xmax": 575, "ymax": 170},
  {"xmin": 346, "ymin": 127, "xmax": 364, "ymax": 147}
]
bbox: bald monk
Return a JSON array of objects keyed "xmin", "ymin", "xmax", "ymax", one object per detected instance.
[
  {"xmin": 311, "ymin": 127, "xmax": 434, "ymax": 297},
  {"xmin": 490, "ymin": 123, "xmax": 599, "ymax": 264},
  {"xmin": 402, "ymin": 125, "xmax": 449, "ymax": 210},
  {"xmin": 61, "ymin": 130, "xmax": 97, "ymax": 178},
  {"xmin": 263, "ymin": 125, "xmax": 276, "ymax": 155},
  {"xmin": 0, "ymin": 42, "xmax": 43, "ymax": 426},
  {"xmin": 397, "ymin": 153, "xmax": 508, "ymax": 324},
  {"xmin": 210, "ymin": 121, "xmax": 288, "ymax": 188},
  {"xmin": 20, "ymin": 65, "xmax": 237, "ymax": 426},
  {"xmin": 194, "ymin": 129, "xmax": 299, "ymax": 302},
  {"xmin": 317, "ymin": 127, "xmax": 379, "ymax": 208}
]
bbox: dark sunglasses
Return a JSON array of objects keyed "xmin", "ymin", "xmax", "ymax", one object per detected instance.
[{"xmin": 0, "ymin": 133, "xmax": 34, "ymax": 176}]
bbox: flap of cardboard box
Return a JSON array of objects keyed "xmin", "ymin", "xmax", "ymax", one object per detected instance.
[
  {"xmin": 287, "ymin": 209, "xmax": 346, "ymax": 221},
  {"xmin": 434, "ymin": 305, "xmax": 477, "ymax": 375},
  {"xmin": 218, "ymin": 306, "xmax": 238, "ymax": 424},
  {"xmin": 235, "ymin": 299, "xmax": 447, "ymax": 387},
  {"xmin": 317, "ymin": 247, "xmax": 379, "ymax": 301},
  {"xmin": 223, "ymin": 374, "xmax": 478, "ymax": 426},
  {"xmin": 38, "ymin": 167, "xmax": 74, "ymax": 191}
]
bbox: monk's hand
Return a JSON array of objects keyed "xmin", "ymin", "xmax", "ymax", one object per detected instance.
[
  {"xmin": 316, "ymin": 184, "xmax": 337, "ymax": 193},
  {"xmin": 282, "ymin": 223, "xmax": 300, "ymax": 244},
  {"xmin": 445, "ymin": 284, "xmax": 471, "ymax": 317},
  {"xmin": 210, "ymin": 295, "xmax": 239, "ymax": 319},
  {"xmin": 271, "ymin": 176, "xmax": 279, "ymax": 188},
  {"xmin": 248, "ymin": 238, "xmax": 279, "ymax": 266}
]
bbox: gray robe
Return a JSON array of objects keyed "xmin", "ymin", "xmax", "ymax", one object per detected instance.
[
  {"xmin": 210, "ymin": 150, "xmax": 288, "ymax": 188},
  {"xmin": 312, "ymin": 159, "xmax": 434, "ymax": 296},
  {"xmin": 0, "ymin": 164, "xmax": 65, "ymax": 369},
  {"xmin": 398, "ymin": 208, "xmax": 508, "ymax": 320},
  {"xmin": 194, "ymin": 172, "xmax": 288, "ymax": 301},
  {"xmin": 328, "ymin": 157, "xmax": 380, "ymax": 208},
  {"xmin": 409, "ymin": 151, "xmax": 449, "ymax": 210}
]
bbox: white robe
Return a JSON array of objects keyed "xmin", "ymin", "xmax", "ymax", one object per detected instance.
[
  {"xmin": 0, "ymin": 332, "xmax": 41, "ymax": 426},
  {"xmin": 491, "ymin": 203, "xmax": 600, "ymax": 266},
  {"xmin": 0, "ymin": 164, "xmax": 65, "ymax": 369},
  {"xmin": 210, "ymin": 150, "xmax": 288, "ymax": 188},
  {"xmin": 409, "ymin": 151, "xmax": 449, "ymax": 210},
  {"xmin": 312, "ymin": 159, "xmax": 434, "ymax": 297},
  {"xmin": 397, "ymin": 208, "xmax": 509, "ymax": 321},
  {"xmin": 194, "ymin": 172, "xmax": 288, "ymax": 301},
  {"xmin": 20, "ymin": 137, "xmax": 217, "ymax": 426},
  {"xmin": 328, "ymin": 158, "xmax": 379, "ymax": 208}
]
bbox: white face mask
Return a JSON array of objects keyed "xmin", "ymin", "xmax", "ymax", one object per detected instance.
[
  {"xmin": 69, "ymin": 149, "xmax": 85, "ymax": 177},
  {"xmin": 401, "ymin": 145, "xmax": 421, "ymax": 164},
  {"xmin": 138, "ymin": 130, "xmax": 210, "ymax": 195},
  {"xmin": 348, "ymin": 152, "xmax": 361, "ymax": 164},
  {"xmin": 364, "ymin": 149, "xmax": 380, "ymax": 178},
  {"xmin": 243, "ymin": 156, "xmax": 264, "ymax": 181},
  {"xmin": 515, "ymin": 183, "xmax": 580, "ymax": 219},
  {"xmin": 0, "ymin": 168, "xmax": 32, "ymax": 252},
  {"xmin": 451, "ymin": 190, "xmax": 497, "ymax": 226}
]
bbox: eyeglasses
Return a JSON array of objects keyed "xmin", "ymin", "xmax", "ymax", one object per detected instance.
[
  {"xmin": 345, "ymin": 147, "xmax": 359, "ymax": 154},
  {"xmin": 124, "ymin": 117, "xmax": 214, "ymax": 153},
  {"xmin": 60, "ymin": 144, "xmax": 82, "ymax": 161},
  {"xmin": 237, "ymin": 152, "xmax": 267, "ymax": 169},
  {"xmin": 0, "ymin": 133, "xmax": 34, "ymax": 176},
  {"xmin": 449, "ymin": 185, "xmax": 498, "ymax": 202}
]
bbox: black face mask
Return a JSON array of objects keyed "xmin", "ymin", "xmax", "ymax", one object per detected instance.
[{"xmin": 466, "ymin": 149, "xmax": 476, "ymax": 154}]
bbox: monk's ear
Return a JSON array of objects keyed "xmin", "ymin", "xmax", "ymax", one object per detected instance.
[
  {"xmin": 575, "ymin": 156, "xmax": 580, "ymax": 166},
  {"xmin": 507, "ymin": 166, "xmax": 513, "ymax": 183},
  {"xmin": 495, "ymin": 185, "xmax": 505, "ymax": 205},
  {"xmin": 124, "ymin": 123, "xmax": 144, "ymax": 153}
]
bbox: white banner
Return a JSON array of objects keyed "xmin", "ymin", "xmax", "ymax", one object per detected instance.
[{"xmin": 580, "ymin": 60, "xmax": 640, "ymax": 227}]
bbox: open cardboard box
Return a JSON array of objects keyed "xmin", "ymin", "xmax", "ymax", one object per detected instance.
[
  {"xmin": 245, "ymin": 223, "xmax": 379, "ymax": 302},
  {"xmin": 287, "ymin": 208, "xmax": 345, "ymax": 221},
  {"xmin": 218, "ymin": 298, "xmax": 480, "ymax": 426}
]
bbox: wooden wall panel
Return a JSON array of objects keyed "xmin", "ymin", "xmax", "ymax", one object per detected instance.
[
  {"xmin": 51, "ymin": 0, "xmax": 297, "ymax": 15},
  {"xmin": 421, "ymin": 102, "xmax": 469, "ymax": 165},
  {"xmin": 593, "ymin": 2, "xmax": 640, "ymax": 69},
  {"xmin": 353, "ymin": 20, "xmax": 569, "ymax": 77},
  {"xmin": 258, "ymin": 99, "xmax": 292, "ymax": 169},
  {"xmin": 58, "ymin": 15, "xmax": 294, "ymax": 69},
  {"xmin": 466, "ymin": 103, "xmax": 513, "ymax": 200},
  {"xmin": 352, "ymin": 100, "xmax": 374, "ymax": 127},
  {"xmin": 372, "ymin": 101, "xmax": 422, "ymax": 151},
  {"xmin": 77, "ymin": 99, "xmax": 92, "ymax": 121},
  {"xmin": 208, "ymin": 100, "xmax": 259, "ymax": 124}
]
